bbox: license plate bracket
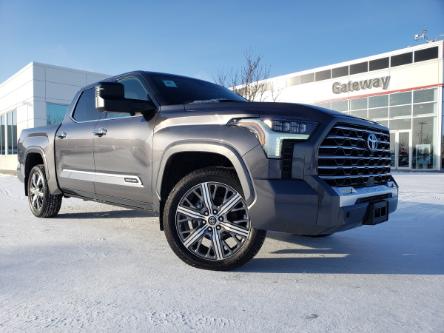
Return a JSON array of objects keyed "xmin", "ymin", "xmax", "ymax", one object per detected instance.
[{"xmin": 364, "ymin": 200, "xmax": 389, "ymax": 225}]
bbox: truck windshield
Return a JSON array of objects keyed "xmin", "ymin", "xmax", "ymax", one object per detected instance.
[{"xmin": 148, "ymin": 74, "xmax": 246, "ymax": 106}]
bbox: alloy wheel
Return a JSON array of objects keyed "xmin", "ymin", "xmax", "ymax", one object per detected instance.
[
  {"xmin": 29, "ymin": 171, "xmax": 45, "ymax": 211},
  {"xmin": 175, "ymin": 181, "xmax": 251, "ymax": 261}
]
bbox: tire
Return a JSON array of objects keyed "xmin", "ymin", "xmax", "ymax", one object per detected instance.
[
  {"xmin": 27, "ymin": 164, "xmax": 62, "ymax": 218},
  {"xmin": 163, "ymin": 167, "xmax": 266, "ymax": 271}
]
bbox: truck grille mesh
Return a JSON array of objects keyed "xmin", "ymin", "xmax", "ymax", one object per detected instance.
[{"xmin": 317, "ymin": 123, "xmax": 391, "ymax": 187}]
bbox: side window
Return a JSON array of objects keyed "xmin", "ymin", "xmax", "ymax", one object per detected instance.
[
  {"xmin": 120, "ymin": 77, "xmax": 150, "ymax": 101},
  {"xmin": 72, "ymin": 88, "xmax": 104, "ymax": 122}
]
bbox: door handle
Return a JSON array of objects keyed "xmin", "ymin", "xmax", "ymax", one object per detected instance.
[
  {"xmin": 56, "ymin": 131, "xmax": 67, "ymax": 139},
  {"xmin": 93, "ymin": 128, "xmax": 107, "ymax": 137}
]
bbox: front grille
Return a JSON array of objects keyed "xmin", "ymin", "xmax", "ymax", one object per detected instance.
[{"xmin": 317, "ymin": 123, "xmax": 391, "ymax": 187}]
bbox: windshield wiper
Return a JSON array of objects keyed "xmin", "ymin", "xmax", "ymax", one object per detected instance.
[{"xmin": 187, "ymin": 98, "xmax": 245, "ymax": 104}]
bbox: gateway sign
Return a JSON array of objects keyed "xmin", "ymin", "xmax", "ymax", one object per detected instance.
[{"xmin": 332, "ymin": 76, "xmax": 390, "ymax": 94}]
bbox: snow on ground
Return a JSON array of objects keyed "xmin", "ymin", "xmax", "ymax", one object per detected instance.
[{"xmin": 0, "ymin": 173, "xmax": 443, "ymax": 332}]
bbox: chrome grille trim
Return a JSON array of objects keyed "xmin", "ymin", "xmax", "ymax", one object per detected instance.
[
  {"xmin": 317, "ymin": 122, "xmax": 391, "ymax": 187},
  {"xmin": 326, "ymin": 135, "xmax": 366, "ymax": 141},
  {"xmin": 320, "ymin": 145, "xmax": 390, "ymax": 153},
  {"xmin": 319, "ymin": 155, "xmax": 391, "ymax": 160},
  {"xmin": 319, "ymin": 173, "xmax": 391, "ymax": 180},
  {"xmin": 318, "ymin": 165, "xmax": 389, "ymax": 170},
  {"xmin": 334, "ymin": 125, "xmax": 390, "ymax": 137}
]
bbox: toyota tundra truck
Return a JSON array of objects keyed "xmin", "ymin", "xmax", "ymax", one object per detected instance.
[{"xmin": 17, "ymin": 71, "xmax": 398, "ymax": 270}]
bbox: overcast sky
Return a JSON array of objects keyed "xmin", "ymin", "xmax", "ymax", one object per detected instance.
[{"xmin": 0, "ymin": 0, "xmax": 443, "ymax": 82}]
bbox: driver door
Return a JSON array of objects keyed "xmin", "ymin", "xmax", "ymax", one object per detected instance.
[
  {"xmin": 93, "ymin": 76, "xmax": 155, "ymax": 209},
  {"xmin": 55, "ymin": 88, "xmax": 105, "ymax": 198}
]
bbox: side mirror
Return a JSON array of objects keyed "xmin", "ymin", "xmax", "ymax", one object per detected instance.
[
  {"xmin": 95, "ymin": 82, "xmax": 156, "ymax": 115},
  {"xmin": 96, "ymin": 82, "xmax": 124, "ymax": 100}
]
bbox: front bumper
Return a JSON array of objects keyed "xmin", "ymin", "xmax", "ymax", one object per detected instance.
[
  {"xmin": 248, "ymin": 177, "xmax": 398, "ymax": 235},
  {"xmin": 243, "ymin": 114, "xmax": 399, "ymax": 235}
]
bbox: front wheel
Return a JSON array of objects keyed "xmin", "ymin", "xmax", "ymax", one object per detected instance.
[
  {"xmin": 163, "ymin": 168, "xmax": 266, "ymax": 271},
  {"xmin": 27, "ymin": 165, "xmax": 62, "ymax": 218}
]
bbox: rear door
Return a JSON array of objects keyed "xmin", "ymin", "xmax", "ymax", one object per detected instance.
[
  {"xmin": 55, "ymin": 88, "xmax": 105, "ymax": 197},
  {"xmin": 93, "ymin": 76, "xmax": 155, "ymax": 209}
]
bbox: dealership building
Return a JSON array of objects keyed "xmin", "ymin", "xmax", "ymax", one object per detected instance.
[
  {"xmin": 263, "ymin": 40, "xmax": 443, "ymax": 171},
  {"xmin": 0, "ymin": 41, "xmax": 443, "ymax": 172},
  {"xmin": 0, "ymin": 62, "xmax": 108, "ymax": 171}
]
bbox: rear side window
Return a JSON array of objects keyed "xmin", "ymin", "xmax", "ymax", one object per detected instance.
[{"xmin": 72, "ymin": 88, "xmax": 104, "ymax": 122}]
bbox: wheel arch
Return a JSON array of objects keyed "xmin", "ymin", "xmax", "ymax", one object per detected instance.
[
  {"xmin": 24, "ymin": 148, "xmax": 48, "ymax": 196},
  {"xmin": 155, "ymin": 142, "xmax": 256, "ymax": 229}
]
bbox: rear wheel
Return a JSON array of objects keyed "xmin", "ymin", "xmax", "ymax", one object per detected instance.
[
  {"xmin": 163, "ymin": 168, "xmax": 266, "ymax": 270},
  {"xmin": 27, "ymin": 165, "xmax": 62, "ymax": 218}
]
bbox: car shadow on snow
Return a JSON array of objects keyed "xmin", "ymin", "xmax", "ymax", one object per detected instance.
[{"xmin": 240, "ymin": 201, "xmax": 444, "ymax": 275}]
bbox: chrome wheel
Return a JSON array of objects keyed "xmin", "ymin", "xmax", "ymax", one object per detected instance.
[
  {"xmin": 175, "ymin": 182, "xmax": 251, "ymax": 261},
  {"xmin": 29, "ymin": 171, "xmax": 45, "ymax": 211}
]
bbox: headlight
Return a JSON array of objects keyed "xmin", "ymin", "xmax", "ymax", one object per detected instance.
[{"xmin": 229, "ymin": 118, "xmax": 317, "ymax": 158}]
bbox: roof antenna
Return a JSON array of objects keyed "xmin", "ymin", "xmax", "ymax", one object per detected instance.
[{"xmin": 413, "ymin": 29, "xmax": 429, "ymax": 42}]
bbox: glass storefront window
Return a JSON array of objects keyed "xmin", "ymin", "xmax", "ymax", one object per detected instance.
[
  {"xmin": 369, "ymin": 57, "xmax": 389, "ymax": 71},
  {"xmin": 414, "ymin": 47, "xmax": 439, "ymax": 62},
  {"xmin": 350, "ymin": 98, "xmax": 367, "ymax": 110},
  {"xmin": 340, "ymin": 88, "xmax": 440, "ymax": 170},
  {"xmin": 413, "ymin": 102, "xmax": 436, "ymax": 116},
  {"xmin": 350, "ymin": 110, "xmax": 367, "ymax": 119},
  {"xmin": 412, "ymin": 117, "xmax": 435, "ymax": 169},
  {"xmin": 0, "ymin": 114, "xmax": 5, "ymax": 155},
  {"xmin": 332, "ymin": 66, "xmax": 348, "ymax": 78},
  {"xmin": 315, "ymin": 70, "xmax": 331, "ymax": 81},
  {"xmin": 369, "ymin": 107, "xmax": 388, "ymax": 119},
  {"xmin": 390, "ymin": 92, "xmax": 411, "ymax": 106},
  {"xmin": 442, "ymin": 115, "xmax": 444, "ymax": 169},
  {"xmin": 300, "ymin": 73, "xmax": 314, "ymax": 84},
  {"xmin": 413, "ymin": 89, "xmax": 436, "ymax": 103},
  {"xmin": 287, "ymin": 76, "xmax": 301, "ymax": 86},
  {"xmin": 6, "ymin": 110, "xmax": 17, "ymax": 154},
  {"xmin": 390, "ymin": 105, "xmax": 411, "ymax": 118},
  {"xmin": 46, "ymin": 103, "xmax": 68, "ymax": 125},
  {"xmin": 389, "ymin": 118, "xmax": 411, "ymax": 130},
  {"xmin": 377, "ymin": 120, "xmax": 388, "ymax": 127},
  {"xmin": 391, "ymin": 52, "xmax": 413, "ymax": 67},
  {"xmin": 331, "ymin": 100, "xmax": 348, "ymax": 112},
  {"xmin": 369, "ymin": 95, "xmax": 388, "ymax": 108}
]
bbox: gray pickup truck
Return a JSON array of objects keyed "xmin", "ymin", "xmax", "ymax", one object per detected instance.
[{"xmin": 17, "ymin": 71, "xmax": 398, "ymax": 270}]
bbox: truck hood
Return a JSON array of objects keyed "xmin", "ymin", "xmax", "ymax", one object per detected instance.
[
  {"xmin": 156, "ymin": 101, "xmax": 386, "ymax": 133},
  {"xmin": 182, "ymin": 101, "xmax": 344, "ymax": 119}
]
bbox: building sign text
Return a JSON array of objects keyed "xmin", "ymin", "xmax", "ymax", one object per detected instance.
[{"xmin": 332, "ymin": 76, "xmax": 390, "ymax": 94}]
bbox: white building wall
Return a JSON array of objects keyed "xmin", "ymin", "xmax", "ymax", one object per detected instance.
[
  {"xmin": 263, "ymin": 41, "xmax": 443, "ymax": 104},
  {"xmin": 31, "ymin": 62, "xmax": 109, "ymax": 128},
  {"xmin": 0, "ymin": 62, "xmax": 109, "ymax": 171}
]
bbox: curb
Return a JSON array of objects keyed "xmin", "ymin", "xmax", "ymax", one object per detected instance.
[{"xmin": 0, "ymin": 170, "xmax": 17, "ymax": 176}]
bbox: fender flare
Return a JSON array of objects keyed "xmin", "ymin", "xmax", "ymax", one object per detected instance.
[
  {"xmin": 23, "ymin": 147, "xmax": 61, "ymax": 195},
  {"xmin": 23, "ymin": 147, "xmax": 48, "ymax": 194},
  {"xmin": 155, "ymin": 141, "xmax": 256, "ymax": 206}
]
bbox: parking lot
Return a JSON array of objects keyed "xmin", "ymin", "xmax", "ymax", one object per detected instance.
[{"xmin": 0, "ymin": 173, "xmax": 443, "ymax": 332}]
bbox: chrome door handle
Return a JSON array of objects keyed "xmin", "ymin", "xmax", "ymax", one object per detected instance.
[
  {"xmin": 93, "ymin": 128, "xmax": 107, "ymax": 137},
  {"xmin": 56, "ymin": 131, "xmax": 67, "ymax": 139}
]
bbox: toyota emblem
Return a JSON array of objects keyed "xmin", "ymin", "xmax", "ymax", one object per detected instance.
[{"xmin": 367, "ymin": 133, "xmax": 378, "ymax": 151}]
